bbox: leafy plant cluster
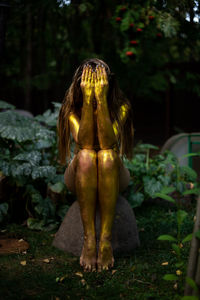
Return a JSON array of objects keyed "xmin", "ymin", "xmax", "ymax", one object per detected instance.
[
  {"xmin": 113, "ymin": 2, "xmax": 179, "ymax": 63},
  {"xmin": 0, "ymin": 100, "xmax": 71, "ymax": 230},
  {"xmin": 124, "ymin": 144, "xmax": 200, "ymax": 298},
  {"xmin": 123, "ymin": 143, "xmax": 200, "ymax": 208},
  {"xmin": 157, "ymin": 182, "xmax": 200, "ymax": 299}
]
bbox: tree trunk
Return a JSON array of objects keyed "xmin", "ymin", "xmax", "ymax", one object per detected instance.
[
  {"xmin": 24, "ymin": 2, "xmax": 32, "ymax": 110},
  {"xmin": 0, "ymin": 2, "xmax": 10, "ymax": 64}
]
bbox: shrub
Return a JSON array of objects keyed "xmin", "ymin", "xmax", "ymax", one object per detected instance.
[
  {"xmin": 0, "ymin": 100, "xmax": 72, "ymax": 230},
  {"xmin": 123, "ymin": 144, "xmax": 200, "ymax": 208}
]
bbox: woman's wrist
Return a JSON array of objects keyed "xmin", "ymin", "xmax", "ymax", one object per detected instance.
[
  {"xmin": 96, "ymin": 95, "xmax": 107, "ymax": 105},
  {"xmin": 83, "ymin": 95, "xmax": 93, "ymax": 105}
]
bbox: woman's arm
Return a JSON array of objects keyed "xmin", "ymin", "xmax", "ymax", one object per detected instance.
[
  {"xmin": 69, "ymin": 112, "xmax": 80, "ymax": 144},
  {"xmin": 95, "ymin": 65, "xmax": 118, "ymax": 150},
  {"xmin": 112, "ymin": 103, "xmax": 129, "ymax": 139},
  {"xmin": 77, "ymin": 65, "xmax": 95, "ymax": 149}
]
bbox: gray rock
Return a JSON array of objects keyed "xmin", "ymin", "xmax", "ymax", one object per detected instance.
[{"xmin": 53, "ymin": 195, "xmax": 140, "ymax": 256}]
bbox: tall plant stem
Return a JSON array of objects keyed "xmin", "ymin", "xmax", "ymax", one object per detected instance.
[{"xmin": 184, "ymin": 197, "xmax": 200, "ymax": 296}]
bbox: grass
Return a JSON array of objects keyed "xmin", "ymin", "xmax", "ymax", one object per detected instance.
[{"xmin": 0, "ymin": 203, "xmax": 195, "ymax": 300}]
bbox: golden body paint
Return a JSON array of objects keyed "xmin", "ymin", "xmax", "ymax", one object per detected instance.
[{"xmin": 68, "ymin": 65, "xmax": 128, "ymax": 272}]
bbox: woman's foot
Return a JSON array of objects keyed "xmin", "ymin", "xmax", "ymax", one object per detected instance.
[
  {"xmin": 80, "ymin": 237, "xmax": 97, "ymax": 272},
  {"xmin": 97, "ymin": 238, "xmax": 114, "ymax": 271}
]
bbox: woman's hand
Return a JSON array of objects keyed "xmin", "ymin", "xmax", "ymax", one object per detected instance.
[
  {"xmin": 94, "ymin": 65, "xmax": 109, "ymax": 102},
  {"xmin": 80, "ymin": 65, "xmax": 95, "ymax": 103}
]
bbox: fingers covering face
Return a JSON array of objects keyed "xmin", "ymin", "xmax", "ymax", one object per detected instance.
[
  {"xmin": 95, "ymin": 65, "xmax": 107, "ymax": 82},
  {"xmin": 82, "ymin": 64, "xmax": 108, "ymax": 83}
]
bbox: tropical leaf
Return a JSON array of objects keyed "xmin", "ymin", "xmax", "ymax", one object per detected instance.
[
  {"xmin": 159, "ymin": 186, "xmax": 175, "ymax": 195},
  {"xmin": 155, "ymin": 193, "xmax": 175, "ymax": 203},
  {"xmin": 10, "ymin": 163, "xmax": 32, "ymax": 177},
  {"xmin": 34, "ymin": 140, "xmax": 53, "ymax": 149},
  {"xmin": 34, "ymin": 197, "xmax": 56, "ymax": 219},
  {"xmin": 171, "ymin": 243, "xmax": 180, "ymax": 255},
  {"xmin": 179, "ymin": 166, "xmax": 197, "ymax": 182},
  {"xmin": 183, "ymin": 188, "xmax": 200, "ymax": 195},
  {"xmin": 182, "ymin": 233, "xmax": 193, "ymax": 243},
  {"xmin": 57, "ymin": 204, "xmax": 69, "ymax": 220},
  {"xmin": 27, "ymin": 218, "xmax": 46, "ymax": 230},
  {"xmin": 143, "ymin": 176, "xmax": 163, "ymax": 198},
  {"xmin": 0, "ymin": 111, "xmax": 35, "ymax": 142},
  {"xmin": 177, "ymin": 209, "xmax": 188, "ymax": 226},
  {"xmin": 127, "ymin": 192, "xmax": 144, "ymax": 208},
  {"xmin": 0, "ymin": 100, "xmax": 15, "ymax": 110},
  {"xmin": 14, "ymin": 151, "xmax": 42, "ymax": 166},
  {"xmin": 158, "ymin": 235, "xmax": 177, "ymax": 242},
  {"xmin": 185, "ymin": 277, "xmax": 199, "ymax": 292},
  {"xmin": 138, "ymin": 144, "xmax": 159, "ymax": 151},
  {"xmin": 31, "ymin": 166, "xmax": 56, "ymax": 180},
  {"xmin": 163, "ymin": 274, "xmax": 178, "ymax": 281},
  {"xmin": 49, "ymin": 182, "xmax": 65, "ymax": 193},
  {"xmin": 0, "ymin": 161, "xmax": 10, "ymax": 176},
  {"xmin": 0, "ymin": 111, "xmax": 55, "ymax": 143}
]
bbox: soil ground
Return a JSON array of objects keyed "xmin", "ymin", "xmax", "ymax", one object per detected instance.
[{"xmin": 0, "ymin": 203, "xmax": 195, "ymax": 300}]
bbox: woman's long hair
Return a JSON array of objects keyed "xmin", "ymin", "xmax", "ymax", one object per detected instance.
[{"xmin": 58, "ymin": 58, "xmax": 134, "ymax": 165}]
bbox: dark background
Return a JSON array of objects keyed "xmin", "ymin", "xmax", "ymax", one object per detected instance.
[{"xmin": 1, "ymin": 0, "xmax": 200, "ymax": 146}]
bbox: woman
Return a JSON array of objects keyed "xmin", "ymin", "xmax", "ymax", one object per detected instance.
[{"xmin": 58, "ymin": 58, "xmax": 134, "ymax": 272}]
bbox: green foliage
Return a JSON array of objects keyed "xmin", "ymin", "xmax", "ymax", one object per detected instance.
[
  {"xmin": 0, "ymin": 101, "xmax": 70, "ymax": 230},
  {"xmin": 123, "ymin": 144, "xmax": 199, "ymax": 208},
  {"xmin": 182, "ymin": 233, "xmax": 193, "ymax": 243},
  {"xmin": 195, "ymin": 230, "xmax": 200, "ymax": 239},
  {"xmin": 0, "ymin": 100, "xmax": 15, "ymax": 110},
  {"xmin": 185, "ymin": 277, "xmax": 199, "ymax": 293},
  {"xmin": 158, "ymin": 235, "xmax": 177, "ymax": 242},
  {"xmin": 112, "ymin": 1, "xmax": 200, "ymax": 101},
  {"xmin": 156, "ymin": 159, "xmax": 200, "ymax": 298},
  {"xmin": 163, "ymin": 274, "xmax": 178, "ymax": 281},
  {"xmin": 181, "ymin": 297, "xmax": 199, "ymax": 300}
]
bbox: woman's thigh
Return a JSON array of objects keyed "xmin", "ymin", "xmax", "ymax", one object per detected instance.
[
  {"xmin": 64, "ymin": 155, "xmax": 77, "ymax": 194},
  {"xmin": 64, "ymin": 154, "xmax": 130, "ymax": 194}
]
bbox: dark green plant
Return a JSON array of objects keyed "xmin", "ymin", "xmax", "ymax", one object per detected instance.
[
  {"xmin": 156, "ymin": 153, "xmax": 200, "ymax": 299},
  {"xmin": 0, "ymin": 100, "xmax": 71, "ymax": 230},
  {"xmin": 123, "ymin": 144, "xmax": 200, "ymax": 209}
]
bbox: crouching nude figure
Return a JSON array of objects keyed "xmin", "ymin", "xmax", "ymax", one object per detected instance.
[{"xmin": 58, "ymin": 58, "xmax": 134, "ymax": 272}]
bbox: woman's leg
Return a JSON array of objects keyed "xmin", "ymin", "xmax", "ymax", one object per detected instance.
[
  {"xmin": 64, "ymin": 156, "xmax": 77, "ymax": 194},
  {"xmin": 75, "ymin": 149, "xmax": 98, "ymax": 271},
  {"xmin": 97, "ymin": 149, "xmax": 120, "ymax": 271}
]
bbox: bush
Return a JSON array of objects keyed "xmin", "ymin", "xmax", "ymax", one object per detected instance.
[
  {"xmin": 0, "ymin": 100, "xmax": 72, "ymax": 230},
  {"xmin": 123, "ymin": 143, "xmax": 200, "ymax": 208}
]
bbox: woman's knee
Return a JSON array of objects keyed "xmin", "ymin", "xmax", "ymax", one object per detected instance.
[
  {"xmin": 77, "ymin": 149, "xmax": 97, "ymax": 173},
  {"xmin": 97, "ymin": 149, "xmax": 119, "ymax": 170}
]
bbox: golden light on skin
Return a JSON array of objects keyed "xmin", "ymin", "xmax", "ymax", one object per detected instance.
[
  {"xmin": 97, "ymin": 149, "xmax": 119, "ymax": 271},
  {"xmin": 78, "ymin": 65, "xmax": 95, "ymax": 149},
  {"xmin": 95, "ymin": 65, "xmax": 118, "ymax": 150},
  {"xmin": 68, "ymin": 64, "xmax": 129, "ymax": 272},
  {"xmin": 113, "ymin": 104, "xmax": 129, "ymax": 138},
  {"xmin": 69, "ymin": 113, "xmax": 80, "ymax": 143},
  {"xmin": 100, "ymin": 150, "xmax": 115, "ymax": 164}
]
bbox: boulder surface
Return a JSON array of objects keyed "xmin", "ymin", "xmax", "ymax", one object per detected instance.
[{"xmin": 53, "ymin": 195, "xmax": 140, "ymax": 256}]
